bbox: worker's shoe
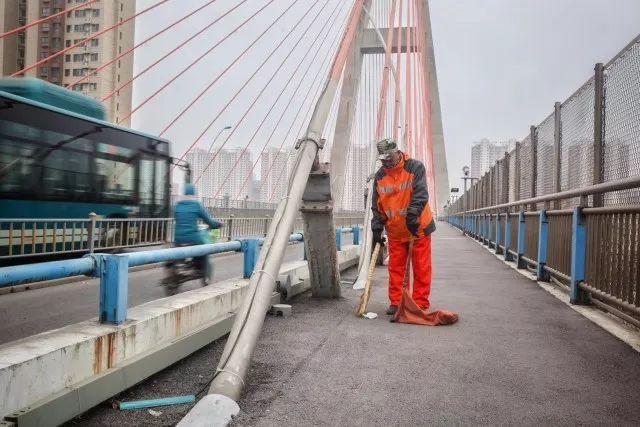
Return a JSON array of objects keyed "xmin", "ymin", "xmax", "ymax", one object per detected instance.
[{"xmin": 386, "ymin": 305, "xmax": 398, "ymax": 315}]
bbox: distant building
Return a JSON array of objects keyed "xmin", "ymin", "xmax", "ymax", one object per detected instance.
[
  {"xmin": 260, "ymin": 147, "xmax": 295, "ymax": 202},
  {"xmin": 341, "ymin": 144, "xmax": 370, "ymax": 212},
  {"xmin": 0, "ymin": 0, "xmax": 136, "ymax": 125},
  {"xmin": 185, "ymin": 147, "xmax": 252, "ymax": 200},
  {"xmin": 470, "ymin": 138, "xmax": 516, "ymax": 178}
]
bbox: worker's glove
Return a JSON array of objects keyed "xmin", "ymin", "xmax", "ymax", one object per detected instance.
[
  {"xmin": 372, "ymin": 230, "xmax": 386, "ymax": 246},
  {"xmin": 406, "ymin": 208, "xmax": 420, "ymax": 237}
]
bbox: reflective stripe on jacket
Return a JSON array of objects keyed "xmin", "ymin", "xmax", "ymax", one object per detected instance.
[{"xmin": 371, "ymin": 152, "xmax": 435, "ymax": 242}]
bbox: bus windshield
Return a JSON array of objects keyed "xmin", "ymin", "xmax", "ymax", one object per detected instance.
[{"xmin": 0, "ymin": 93, "xmax": 170, "ymax": 217}]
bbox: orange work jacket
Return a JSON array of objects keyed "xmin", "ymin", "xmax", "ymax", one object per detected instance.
[{"xmin": 371, "ymin": 152, "xmax": 435, "ymax": 242}]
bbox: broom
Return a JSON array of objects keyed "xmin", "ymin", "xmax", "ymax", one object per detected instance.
[{"xmin": 356, "ymin": 242, "xmax": 381, "ymax": 316}]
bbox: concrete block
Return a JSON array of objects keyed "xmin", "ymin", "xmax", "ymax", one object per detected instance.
[{"xmin": 269, "ymin": 304, "xmax": 292, "ymax": 318}]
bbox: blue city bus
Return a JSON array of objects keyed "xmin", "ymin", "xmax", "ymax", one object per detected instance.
[
  {"xmin": 0, "ymin": 79, "xmax": 173, "ymax": 262},
  {"xmin": 0, "ymin": 79, "xmax": 171, "ymax": 219}
]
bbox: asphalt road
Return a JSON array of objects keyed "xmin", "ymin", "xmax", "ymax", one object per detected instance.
[
  {"xmin": 70, "ymin": 224, "xmax": 640, "ymax": 426},
  {"xmin": 0, "ymin": 242, "xmax": 306, "ymax": 345}
]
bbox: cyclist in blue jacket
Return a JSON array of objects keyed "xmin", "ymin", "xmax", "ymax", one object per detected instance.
[{"xmin": 173, "ymin": 183, "xmax": 222, "ymax": 281}]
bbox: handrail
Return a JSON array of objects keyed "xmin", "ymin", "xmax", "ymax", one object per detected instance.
[{"xmin": 449, "ymin": 175, "xmax": 640, "ymax": 214}]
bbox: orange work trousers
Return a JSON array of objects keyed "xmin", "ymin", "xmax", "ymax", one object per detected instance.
[{"xmin": 387, "ymin": 235, "xmax": 432, "ymax": 309}]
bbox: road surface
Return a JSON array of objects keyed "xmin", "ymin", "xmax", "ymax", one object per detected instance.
[{"xmin": 69, "ymin": 224, "xmax": 640, "ymax": 425}]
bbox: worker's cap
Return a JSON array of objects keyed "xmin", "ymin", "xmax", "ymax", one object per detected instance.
[
  {"xmin": 377, "ymin": 138, "xmax": 399, "ymax": 160},
  {"xmin": 184, "ymin": 183, "xmax": 197, "ymax": 196}
]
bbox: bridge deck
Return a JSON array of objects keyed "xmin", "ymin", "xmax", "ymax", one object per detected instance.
[{"xmin": 73, "ymin": 223, "xmax": 640, "ymax": 425}]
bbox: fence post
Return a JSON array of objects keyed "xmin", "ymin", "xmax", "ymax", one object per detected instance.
[
  {"xmin": 592, "ymin": 62, "xmax": 604, "ymax": 207},
  {"xmin": 517, "ymin": 210, "xmax": 526, "ymax": 269},
  {"xmin": 570, "ymin": 207, "xmax": 588, "ymax": 304},
  {"xmin": 263, "ymin": 216, "xmax": 270, "ymax": 237},
  {"xmin": 352, "ymin": 225, "xmax": 361, "ymax": 245},
  {"xmin": 553, "ymin": 102, "xmax": 562, "ymax": 209},
  {"xmin": 98, "ymin": 254, "xmax": 129, "ymax": 325},
  {"xmin": 515, "ymin": 141, "xmax": 521, "ymax": 201},
  {"xmin": 504, "ymin": 211, "xmax": 512, "ymax": 261},
  {"xmin": 536, "ymin": 209, "xmax": 549, "ymax": 281},
  {"xmin": 485, "ymin": 214, "xmax": 490, "ymax": 245},
  {"xmin": 303, "ymin": 233, "xmax": 308, "ymax": 261},
  {"xmin": 87, "ymin": 212, "xmax": 97, "ymax": 253},
  {"xmin": 529, "ymin": 125, "xmax": 537, "ymax": 211},
  {"xmin": 241, "ymin": 239, "xmax": 260, "ymax": 279},
  {"xmin": 495, "ymin": 213, "xmax": 502, "ymax": 254},
  {"xmin": 227, "ymin": 214, "xmax": 234, "ymax": 241},
  {"xmin": 335, "ymin": 227, "xmax": 343, "ymax": 251}
]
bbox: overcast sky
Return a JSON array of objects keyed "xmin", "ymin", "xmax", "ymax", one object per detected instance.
[{"xmin": 131, "ymin": 0, "xmax": 640, "ymax": 189}]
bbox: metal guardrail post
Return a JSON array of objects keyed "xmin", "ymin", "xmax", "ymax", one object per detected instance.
[
  {"xmin": 87, "ymin": 212, "xmax": 97, "ymax": 253},
  {"xmin": 495, "ymin": 213, "xmax": 502, "ymax": 254},
  {"xmin": 529, "ymin": 125, "xmax": 538, "ymax": 211},
  {"xmin": 592, "ymin": 62, "xmax": 605, "ymax": 208},
  {"xmin": 227, "ymin": 215, "xmax": 234, "ymax": 242},
  {"xmin": 241, "ymin": 239, "xmax": 260, "ymax": 279},
  {"xmin": 517, "ymin": 211, "xmax": 526, "ymax": 269},
  {"xmin": 504, "ymin": 211, "xmax": 512, "ymax": 261},
  {"xmin": 570, "ymin": 207, "xmax": 589, "ymax": 304},
  {"xmin": 536, "ymin": 209, "xmax": 549, "ymax": 281},
  {"xmin": 352, "ymin": 226, "xmax": 360, "ymax": 245},
  {"xmin": 97, "ymin": 254, "xmax": 129, "ymax": 325},
  {"xmin": 302, "ymin": 233, "xmax": 308, "ymax": 261},
  {"xmin": 335, "ymin": 227, "xmax": 343, "ymax": 251},
  {"xmin": 485, "ymin": 214, "xmax": 491, "ymax": 246},
  {"xmin": 263, "ymin": 217, "xmax": 270, "ymax": 237},
  {"xmin": 553, "ymin": 102, "xmax": 562, "ymax": 209}
]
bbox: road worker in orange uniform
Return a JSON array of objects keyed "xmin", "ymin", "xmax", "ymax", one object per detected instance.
[{"xmin": 371, "ymin": 139, "xmax": 436, "ymax": 316}]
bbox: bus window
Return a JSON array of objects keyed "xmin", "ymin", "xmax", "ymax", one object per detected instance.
[
  {"xmin": 139, "ymin": 156, "xmax": 155, "ymax": 215},
  {"xmin": 155, "ymin": 157, "xmax": 168, "ymax": 215},
  {"xmin": 95, "ymin": 142, "xmax": 135, "ymax": 203}
]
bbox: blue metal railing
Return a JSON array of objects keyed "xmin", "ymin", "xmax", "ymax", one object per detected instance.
[{"xmin": 0, "ymin": 227, "xmax": 361, "ymax": 325}]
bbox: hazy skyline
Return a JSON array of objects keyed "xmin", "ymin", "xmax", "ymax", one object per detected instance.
[{"xmin": 130, "ymin": 0, "xmax": 640, "ymax": 190}]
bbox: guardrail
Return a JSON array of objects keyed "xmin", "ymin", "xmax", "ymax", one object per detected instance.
[
  {"xmin": 443, "ymin": 176, "xmax": 640, "ymax": 329},
  {"xmin": 0, "ymin": 226, "xmax": 361, "ymax": 324},
  {"xmin": 0, "ymin": 214, "xmax": 365, "ymax": 260}
]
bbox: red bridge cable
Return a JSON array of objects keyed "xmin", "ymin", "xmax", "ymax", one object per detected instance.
[
  {"xmin": 67, "ymin": 0, "xmax": 220, "ymax": 89},
  {"xmin": 0, "ymin": 0, "xmax": 99, "ymax": 39},
  {"xmin": 101, "ymin": 0, "xmax": 249, "ymax": 102},
  {"xmin": 416, "ymin": 0, "xmax": 436, "ymax": 200},
  {"xmin": 193, "ymin": 0, "xmax": 323, "ymax": 185},
  {"xmin": 158, "ymin": 0, "xmax": 311, "ymax": 137},
  {"xmin": 265, "ymin": 12, "xmax": 351, "ymax": 200},
  {"xmin": 10, "ymin": 0, "xmax": 169, "ymax": 77},
  {"xmin": 392, "ymin": 0, "xmax": 403, "ymax": 142},
  {"xmin": 230, "ymin": 0, "xmax": 347, "ymax": 199},
  {"xmin": 208, "ymin": 2, "xmax": 339, "ymax": 198},
  {"xmin": 257, "ymin": 19, "xmax": 347, "ymax": 200},
  {"xmin": 374, "ymin": 0, "xmax": 397, "ymax": 141},
  {"xmin": 170, "ymin": 0, "xmax": 300, "ymax": 170},
  {"xmin": 267, "ymin": 0, "xmax": 359, "ymax": 198},
  {"xmin": 116, "ymin": 0, "xmax": 275, "ymax": 122}
]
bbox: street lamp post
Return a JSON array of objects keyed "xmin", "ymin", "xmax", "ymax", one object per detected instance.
[{"xmin": 208, "ymin": 125, "xmax": 232, "ymax": 153}]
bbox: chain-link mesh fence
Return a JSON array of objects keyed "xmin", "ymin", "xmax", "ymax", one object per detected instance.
[
  {"xmin": 536, "ymin": 113, "xmax": 555, "ymax": 198},
  {"xmin": 560, "ymin": 79, "xmax": 595, "ymax": 208},
  {"xmin": 519, "ymin": 135, "xmax": 533, "ymax": 200},
  {"xmin": 603, "ymin": 39, "xmax": 640, "ymax": 205},
  {"xmin": 508, "ymin": 147, "xmax": 518, "ymax": 202}
]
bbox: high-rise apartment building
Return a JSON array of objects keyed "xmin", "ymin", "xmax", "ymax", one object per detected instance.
[
  {"xmin": 470, "ymin": 138, "xmax": 516, "ymax": 178},
  {"xmin": 186, "ymin": 147, "xmax": 252, "ymax": 200},
  {"xmin": 342, "ymin": 144, "xmax": 370, "ymax": 212},
  {"xmin": 0, "ymin": 0, "xmax": 135, "ymax": 125},
  {"xmin": 260, "ymin": 147, "xmax": 294, "ymax": 202}
]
